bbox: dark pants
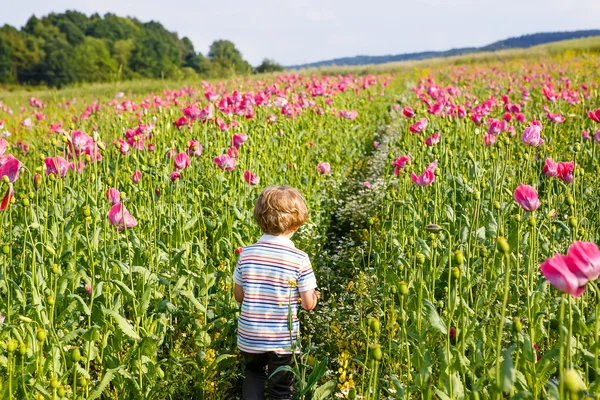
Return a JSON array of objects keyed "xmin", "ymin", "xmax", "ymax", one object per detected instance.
[{"xmin": 241, "ymin": 351, "xmax": 294, "ymax": 400}]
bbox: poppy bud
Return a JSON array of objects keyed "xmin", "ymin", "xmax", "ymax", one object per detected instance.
[
  {"xmin": 568, "ymin": 216, "xmax": 577, "ymax": 228},
  {"xmin": 7, "ymin": 339, "xmax": 17, "ymax": 353},
  {"xmin": 399, "ymin": 281, "xmax": 408, "ymax": 295},
  {"xmin": 454, "ymin": 250, "xmax": 465, "ymax": 265},
  {"xmin": 71, "ymin": 347, "xmax": 81, "ymax": 363},
  {"xmin": 2, "ymin": 244, "xmax": 9, "ymax": 254},
  {"xmin": 416, "ymin": 253, "xmax": 425, "ymax": 265},
  {"xmin": 578, "ymin": 227, "xmax": 585, "ymax": 237},
  {"xmin": 566, "ymin": 194, "xmax": 574, "ymax": 206},
  {"xmin": 473, "ymin": 191, "xmax": 480, "ymax": 200},
  {"xmin": 426, "ymin": 224, "xmax": 442, "ymax": 234},
  {"xmin": 527, "ymin": 216, "xmax": 536, "ymax": 227},
  {"xmin": 19, "ymin": 343, "xmax": 27, "ymax": 356},
  {"xmin": 83, "ymin": 206, "xmax": 91, "ymax": 217},
  {"xmin": 451, "ymin": 267, "xmax": 461, "ymax": 279},
  {"xmin": 57, "ymin": 387, "xmax": 66, "ymax": 397},
  {"xmin": 370, "ymin": 344, "xmax": 382, "ymax": 361},
  {"xmin": 449, "ymin": 327, "xmax": 457, "ymax": 344},
  {"xmin": 368, "ymin": 317, "xmax": 380, "ymax": 333},
  {"xmin": 78, "ymin": 376, "xmax": 87, "ymax": 387},
  {"xmin": 33, "ymin": 173, "xmax": 42, "ymax": 190},
  {"xmin": 348, "ymin": 388, "xmax": 356, "ymax": 399},
  {"xmin": 46, "ymin": 295, "xmax": 54, "ymax": 305},
  {"xmin": 512, "ymin": 318, "xmax": 522, "ymax": 333},
  {"xmin": 493, "ymin": 201, "xmax": 501, "ymax": 210},
  {"xmin": 36, "ymin": 328, "xmax": 47, "ymax": 342},
  {"xmin": 563, "ymin": 369, "xmax": 586, "ymax": 394},
  {"xmin": 50, "ymin": 377, "xmax": 59, "ymax": 389},
  {"xmin": 497, "ymin": 237, "xmax": 510, "ymax": 254}
]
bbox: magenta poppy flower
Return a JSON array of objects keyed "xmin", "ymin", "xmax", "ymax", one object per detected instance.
[
  {"xmin": 515, "ymin": 113, "xmax": 526, "ymax": 124},
  {"xmin": 424, "ymin": 132, "xmax": 440, "ymax": 146},
  {"xmin": 587, "ymin": 108, "xmax": 600, "ymax": 123},
  {"xmin": 170, "ymin": 171, "xmax": 181, "ymax": 182},
  {"xmin": 232, "ymin": 134, "xmax": 248, "ymax": 149},
  {"xmin": 0, "ymin": 157, "xmax": 20, "ymax": 183},
  {"xmin": 174, "ymin": 152, "xmax": 190, "ymax": 170},
  {"xmin": 187, "ymin": 140, "xmax": 202, "ymax": 157},
  {"xmin": 148, "ymin": 143, "xmax": 155, "ymax": 152},
  {"xmin": 1, "ymin": 185, "xmax": 13, "ymax": 211},
  {"xmin": 403, "ymin": 107, "xmax": 415, "ymax": 118},
  {"xmin": 514, "ymin": 184, "xmax": 540, "ymax": 212},
  {"xmin": 44, "ymin": 156, "xmax": 69, "ymax": 178},
  {"xmin": 244, "ymin": 170, "xmax": 259, "ymax": 185},
  {"xmin": 183, "ymin": 104, "xmax": 201, "ymax": 119},
  {"xmin": 316, "ymin": 162, "xmax": 331, "ymax": 175},
  {"xmin": 409, "ymin": 118, "xmax": 428, "ymax": 133},
  {"xmin": 557, "ymin": 161, "xmax": 574, "ymax": 183},
  {"xmin": 393, "ymin": 155, "xmax": 411, "ymax": 169},
  {"xmin": 543, "ymin": 158, "xmax": 559, "ymax": 177},
  {"xmin": 69, "ymin": 160, "xmax": 85, "ymax": 173},
  {"xmin": 227, "ymin": 147, "xmax": 239, "ymax": 158},
  {"xmin": 174, "ymin": 116, "xmax": 189, "ymax": 128},
  {"xmin": 471, "ymin": 114, "xmax": 483, "ymax": 126},
  {"xmin": 105, "ymin": 188, "xmax": 120, "ymax": 206},
  {"xmin": 582, "ymin": 130, "xmax": 591, "ymax": 140},
  {"xmin": 213, "ymin": 154, "xmax": 236, "ymax": 171},
  {"xmin": 487, "ymin": 118, "xmax": 506, "ymax": 135},
  {"xmin": 521, "ymin": 125, "xmax": 544, "ymax": 147},
  {"xmin": 107, "ymin": 203, "xmax": 137, "ymax": 231},
  {"xmin": 411, "ymin": 160, "xmax": 437, "ymax": 187},
  {"xmin": 132, "ymin": 170, "xmax": 142, "ymax": 184},
  {"xmin": 115, "ymin": 139, "xmax": 130, "ymax": 155}
]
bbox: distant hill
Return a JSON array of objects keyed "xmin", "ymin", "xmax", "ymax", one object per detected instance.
[{"xmin": 288, "ymin": 30, "xmax": 600, "ymax": 69}]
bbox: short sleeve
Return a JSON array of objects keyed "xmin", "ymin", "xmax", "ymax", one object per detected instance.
[
  {"xmin": 233, "ymin": 258, "xmax": 243, "ymax": 286},
  {"xmin": 297, "ymin": 257, "xmax": 317, "ymax": 292}
]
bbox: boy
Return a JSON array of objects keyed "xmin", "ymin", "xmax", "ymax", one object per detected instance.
[{"xmin": 233, "ymin": 186, "xmax": 320, "ymax": 400}]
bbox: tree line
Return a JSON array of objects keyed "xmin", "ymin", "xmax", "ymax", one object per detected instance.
[{"xmin": 0, "ymin": 11, "xmax": 284, "ymax": 88}]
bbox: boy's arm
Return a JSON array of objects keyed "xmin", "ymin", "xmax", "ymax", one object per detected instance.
[
  {"xmin": 234, "ymin": 283, "xmax": 244, "ymax": 303},
  {"xmin": 300, "ymin": 288, "xmax": 320, "ymax": 311}
]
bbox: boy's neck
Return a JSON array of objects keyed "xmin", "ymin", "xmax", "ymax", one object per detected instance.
[{"xmin": 268, "ymin": 230, "xmax": 295, "ymax": 240}]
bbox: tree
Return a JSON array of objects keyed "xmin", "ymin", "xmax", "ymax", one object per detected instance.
[
  {"xmin": 73, "ymin": 37, "xmax": 118, "ymax": 82},
  {"xmin": 208, "ymin": 40, "xmax": 252, "ymax": 75},
  {"xmin": 255, "ymin": 58, "xmax": 284, "ymax": 74}
]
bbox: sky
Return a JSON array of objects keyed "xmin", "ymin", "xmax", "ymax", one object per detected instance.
[{"xmin": 1, "ymin": 0, "xmax": 599, "ymax": 66}]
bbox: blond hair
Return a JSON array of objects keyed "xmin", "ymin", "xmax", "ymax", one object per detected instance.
[{"xmin": 254, "ymin": 186, "xmax": 308, "ymax": 235}]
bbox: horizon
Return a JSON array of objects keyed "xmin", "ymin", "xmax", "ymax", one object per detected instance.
[{"xmin": 2, "ymin": 0, "xmax": 600, "ymax": 66}]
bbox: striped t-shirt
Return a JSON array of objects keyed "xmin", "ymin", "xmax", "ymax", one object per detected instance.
[{"xmin": 233, "ymin": 234, "xmax": 317, "ymax": 354}]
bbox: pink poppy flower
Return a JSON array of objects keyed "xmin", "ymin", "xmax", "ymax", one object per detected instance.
[
  {"xmin": 471, "ymin": 113, "xmax": 483, "ymax": 126},
  {"xmin": 316, "ymin": 162, "xmax": 331, "ymax": 175},
  {"xmin": 340, "ymin": 110, "xmax": 358, "ymax": 120},
  {"xmin": 232, "ymin": 134, "xmax": 248, "ymax": 149},
  {"xmin": 244, "ymin": 170, "xmax": 259, "ymax": 185},
  {"xmin": 373, "ymin": 141, "xmax": 380, "ymax": 148},
  {"xmin": 227, "ymin": 147, "xmax": 239, "ymax": 158},
  {"xmin": 521, "ymin": 125, "xmax": 544, "ymax": 147},
  {"xmin": 44, "ymin": 156, "xmax": 69, "ymax": 178},
  {"xmin": 174, "ymin": 152, "xmax": 190, "ymax": 170},
  {"xmin": 409, "ymin": 118, "xmax": 428, "ymax": 133},
  {"xmin": 540, "ymin": 254, "xmax": 586, "ymax": 297},
  {"xmin": 0, "ymin": 138, "xmax": 8, "ymax": 156},
  {"xmin": 69, "ymin": 160, "xmax": 85, "ymax": 173},
  {"xmin": 543, "ymin": 158, "xmax": 559, "ymax": 177},
  {"xmin": 115, "ymin": 139, "xmax": 130, "ymax": 155},
  {"xmin": 403, "ymin": 107, "xmax": 415, "ymax": 118},
  {"xmin": 487, "ymin": 118, "xmax": 506, "ymax": 135},
  {"xmin": 424, "ymin": 132, "xmax": 440, "ymax": 146},
  {"xmin": 105, "ymin": 188, "xmax": 120, "ymax": 206},
  {"xmin": 107, "ymin": 203, "xmax": 137, "ymax": 231},
  {"xmin": 132, "ymin": 170, "xmax": 142, "ymax": 184},
  {"xmin": 393, "ymin": 155, "xmax": 411, "ymax": 175},
  {"xmin": 187, "ymin": 140, "xmax": 202, "ymax": 157},
  {"xmin": 483, "ymin": 133, "xmax": 496, "ymax": 146},
  {"xmin": 588, "ymin": 108, "xmax": 600, "ymax": 123},
  {"xmin": 514, "ymin": 183, "xmax": 540, "ymax": 212},
  {"xmin": 557, "ymin": 161, "xmax": 574, "ymax": 183},
  {"xmin": 582, "ymin": 130, "xmax": 590, "ymax": 140},
  {"xmin": 546, "ymin": 112, "xmax": 565, "ymax": 123},
  {"xmin": 363, "ymin": 181, "xmax": 371, "ymax": 188},
  {"xmin": 70, "ymin": 131, "xmax": 94, "ymax": 157},
  {"xmin": 566, "ymin": 241, "xmax": 600, "ymax": 285},
  {"xmin": 170, "ymin": 171, "xmax": 181, "ymax": 182},
  {"xmin": 411, "ymin": 160, "xmax": 437, "ymax": 187},
  {"xmin": 515, "ymin": 113, "xmax": 526, "ymax": 124},
  {"xmin": 213, "ymin": 154, "xmax": 236, "ymax": 171},
  {"xmin": 236, "ymin": 247, "xmax": 244, "ymax": 255},
  {"xmin": 148, "ymin": 143, "xmax": 155, "ymax": 152}
]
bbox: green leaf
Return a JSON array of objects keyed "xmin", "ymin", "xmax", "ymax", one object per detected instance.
[
  {"xmin": 88, "ymin": 368, "xmax": 119, "ymax": 400},
  {"xmin": 67, "ymin": 294, "xmax": 91, "ymax": 315},
  {"xmin": 102, "ymin": 306, "xmax": 140, "ymax": 340},
  {"xmin": 423, "ymin": 299, "xmax": 447, "ymax": 334},
  {"xmin": 445, "ymin": 204, "xmax": 455, "ymax": 223},
  {"xmin": 204, "ymin": 354, "xmax": 236, "ymax": 378},
  {"xmin": 500, "ymin": 345, "xmax": 516, "ymax": 393},
  {"xmin": 313, "ymin": 380, "xmax": 337, "ymax": 400},
  {"xmin": 180, "ymin": 290, "xmax": 207, "ymax": 313},
  {"xmin": 303, "ymin": 357, "xmax": 328, "ymax": 395}
]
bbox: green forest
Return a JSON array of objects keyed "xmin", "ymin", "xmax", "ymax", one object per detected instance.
[{"xmin": 0, "ymin": 11, "xmax": 283, "ymax": 88}]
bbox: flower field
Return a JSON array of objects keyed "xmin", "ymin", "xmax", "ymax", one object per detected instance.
[{"xmin": 1, "ymin": 53, "xmax": 600, "ymax": 399}]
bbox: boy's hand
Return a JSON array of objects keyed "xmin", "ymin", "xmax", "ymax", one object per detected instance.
[{"xmin": 314, "ymin": 290, "xmax": 321, "ymax": 300}]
